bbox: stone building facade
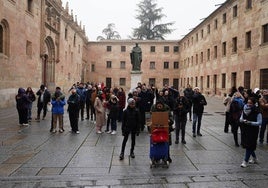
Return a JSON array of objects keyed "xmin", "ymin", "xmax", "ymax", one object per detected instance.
[
  {"xmin": 179, "ymin": 0, "xmax": 268, "ymax": 96},
  {"xmin": 0, "ymin": 0, "xmax": 268, "ymax": 108},
  {"xmin": 0, "ymin": 0, "xmax": 88, "ymax": 108}
]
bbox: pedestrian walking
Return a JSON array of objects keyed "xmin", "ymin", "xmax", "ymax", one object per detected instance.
[
  {"xmin": 35, "ymin": 84, "xmax": 51, "ymax": 121},
  {"xmin": 240, "ymin": 97, "xmax": 262, "ymax": 168},
  {"xmin": 25, "ymin": 87, "xmax": 36, "ymax": 121},
  {"xmin": 15, "ymin": 88, "xmax": 31, "ymax": 126},
  {"xmin": 259, "ymin": 89, "xmax": 268, "ymax": 144},
  {"xmin": 192, "ymin": 87, "xmax": 207, "ymax": 137},
  {"xmin": 119, "ymin": 98, "xmax": 141, "ymax": 160}
]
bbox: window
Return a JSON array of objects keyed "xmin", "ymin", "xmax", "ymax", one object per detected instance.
[
  {"xmin": 91, "ymin": 64, "xmax": 95, "ymax": 72},
  {"xmin": 163, "ymin": 78, "xmax": 169, "ymax": 86},
  {"xmin": 196, "ymin": 33, "xmax": 198, "ymax": 42},
  {"xmin": 0, "ymin": 26, "xmax": 3, "ymax": 53},
  {"xmin": 174, "ymin": 61, "xmax": 179, "ymax": 69},
  {"xmin": 64, "ymin": 27, "xmax": 68, "ymax": 40},
  {"xmin": 244, "ymin": 71, "xmax": 251, "ymax": 89},
  {"xmin": 232, "ymin": 37, "xmax": 238, "ymax": 53},
  {"xmin": 233, "ymin": 5, "xmax": 238, "ymax": 18},
  {"xmin": 119, "ymin": 78, "xmax": 126, "ymax": 86},
  {"xmin": 26, "ymin": 40, "xmax": 32, "ymax": 57},
  {"xmin": 214, "ymin": 19, "xmax": 218, "ymax": 29},
  {"xmin": 164, "ymin": 62, "xmax": 169, "ymax": 69},
  {"xmin": 207, "ymin": 75, "xmax": 210, "ymax": 88},
  {"xmin": 222, "ymin": 13, "xmax": 227, "ymax": 24},
  {"xmin": 173, "ymin": 46, "xmax": 179, "ymax": 52},
  {"xmin": 121, "ymin": 46, "xmax": 126, "ymax": 52},
  {"xmin": 207, "ymin": 24, "xmax": 210, "ymax": 34},
  {"xmin": 222, "ymin": 42, "xmax": 227, "ymax": 56},
  {"xmin": 201, "ymin": 52, "xmax": 203, "ymax": 63},
  {"xmin": 73, "ymin": 34, "xmax": 76, "ymax": 47},
  {"xmin": 246, "ymin": 0, "xmax": 252, "ymax": 9},
  {"xmin": 201, "ymin": 29, "xmax": 204, "ymax": 38},
  {"xmin": 221, "ymin": 73, "xmax": 226, "ymax": 89},
  {"xmin": 262, "ymin": 24, "xmax": 268, "ymax": 44},
  {"xmin": 120, "ymin": 61, "xmax": 125, "ymax": 69},
  {"xmin": 150, "ymin": 46, "xmax": 155, "ymax": 52},
  {"xmin": 207, "ymin": 49, "xmax": 210, "ymax": 61},
  {"xmin": 164, "ymin": 46, "xmax": 169, "ymax": 52},
  {"xmin": 214, "ymin": 46, "xmax": 218, "ymax": 59},
  {"xmin": 196, "ymin": 54, "xmax": 198, "ymax": 64},
  {"xmin": 27, "ymin": 0, "xmax": 33, "ymax": 13},
  {"xmin": 106, "ymin": 46, "xmax": 112, "ymax": 52},
  {"xmin": 0, "ymin": 19, "xmax": 10, "ymax": 56},
  {"xmin": 150, "ymin": 61, "xmax": 155, "ymax": 69},
  {"xmin": 260, "ymin": 69, "xmax": 268, "ymax": 89},
  {"xmin": 106, "ymin": 61, "xmax": 112, "ymax": 68},
  {"xmin": 149, "ymin": 78, "xmax": 156, "ymax": 87},
  {"xmin": 245, "ymin": 31, "xmax": 251, "ymax": 49}
]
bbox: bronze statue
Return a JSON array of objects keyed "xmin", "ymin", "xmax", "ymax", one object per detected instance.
[{"xmin": 130, "ymin": 43, "xmax": 142, "ymax": 71}]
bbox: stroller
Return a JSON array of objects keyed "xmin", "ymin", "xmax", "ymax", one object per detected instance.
[{"xmin": 149, "ymin": 112, "xmax": 170, "ymax": 168}]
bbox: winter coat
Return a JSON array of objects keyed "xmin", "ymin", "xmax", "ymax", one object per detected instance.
[
  {"xmin": 67, "ymin": 93, "xmax": 80, "ymax": 112},
  {"xmin": 121, "ymin": 106, "xmax": 140, "ymax": 134},
  {"xmin": 173, "ymin": 96, "xmax": 190, "ymax": 119},
  {"xmin": 51, "ymin": 99, "xmax": 66, "ymax": 114},
  {"xmin": 240, "ymin": 105, "xmax": 262, "ymax": 150},
  {"xmin": 192, "ymin": 93, "xmax": 207, "ymax": 114},
  {"xmin": 16, "ymin": 88, "xmax": 31, "ymax": 110}
]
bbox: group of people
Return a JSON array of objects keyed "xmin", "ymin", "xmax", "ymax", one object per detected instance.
[
  {"xmin": 223, "ymin": 86, "xmax": 267, "ymax": 167},
  {"xmin": 16, "ymin": 82, "xmax": 267, "ymax": 168}
]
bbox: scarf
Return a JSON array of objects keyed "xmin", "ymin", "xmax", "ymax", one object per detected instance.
[{"xmin": 243, "ymin": 104, "xmax": 252, "ymax": 116}]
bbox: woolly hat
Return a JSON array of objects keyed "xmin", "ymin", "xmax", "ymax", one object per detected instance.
[
  {"xmin": 254, "ymin": 88, "xmax": 260, "ymax": 94},
  {"xmin": 127, "ymin": 98, "xmax": 135, "ymax": 105}
]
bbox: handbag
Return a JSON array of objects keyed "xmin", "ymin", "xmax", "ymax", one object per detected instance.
[{"xmin": 47, "ymin": 103, "xmax": 52, "ymax": 112}]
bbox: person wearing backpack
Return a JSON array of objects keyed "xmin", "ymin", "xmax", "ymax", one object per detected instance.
[{"xmin": 229, "ymin": 92, "xmax": 244, "ymax": 147}]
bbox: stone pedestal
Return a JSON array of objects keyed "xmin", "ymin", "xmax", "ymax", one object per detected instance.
[{"xmin": 130, "ymin": 71, "xmax": 142, "ymax": 91}]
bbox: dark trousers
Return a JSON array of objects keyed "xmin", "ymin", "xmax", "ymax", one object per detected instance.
[
  {"xmin": 259, "ymin": 117, "xmax": 268, "ymax": 143},
  {"xmin": 79, "ymin": 101, "xmax": 85, "ymax": 120},
  {"xmin": 224, "ymin": 112, "xmax": 231, "ymax": 132},
  {"xmin": 175, "ymin": 114, "xmax": 187, "ymax": 141},
  {"xmin": 192, "ymin": 113, "xmax": 203, "ymax": 134},
  {"xmin": 244, "ymin": 149, "xmax": 256, "ymax": 162},
  {"xmin": 69, "ymin": 110, "xmax": 79, "ymax": 132},
  {"xmin": 37, "ymin": 102, "xmax": 47, "ymax": 118},
  {"xmin": 85, "ymin": 101, "xmax": 91, "ymax": 119},
  {"xmin": 17, "ymin": 108, "xmax": 28, "ymax": 124},
  {"xmin": 90, "ymin": 104, "xmax": 96, "ymax": 120},
  {"xmin": 120, "ymin": 131, "xmax": 136, "ymax": 154},
  {"xmin": 231, "ymin": 120, "xmax": 241, "ymax": 145}
]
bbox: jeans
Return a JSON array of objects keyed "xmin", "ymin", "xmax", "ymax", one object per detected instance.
[
  {"xmin": 175, "ymin": 114, "xmax": 187, "ymax": 141},
  {"xmin": 244, "ymin": 149, "xmax": 256, "ymax": 162},
  {"xmin": 192, "ymin": 113, "xmax": 203, "ymax": 134},
  {"xmin": 259, "ymin": 117, "xmax": 268, "ymax": 143}
]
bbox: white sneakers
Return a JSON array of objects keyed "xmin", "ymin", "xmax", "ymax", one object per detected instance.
[
  {"xmin": 241, "ymin": 158, "xmax": 258, "ymax": 168},
  {"xmin": 240, "ymin": 161, "xmax": 248, "ymax": 168},
  {"xmin": 111, "ymin": 130, "xmax": 117, "ymax": 135},
  {"xmin": 249, "ymin": 158, "xmax": 258, "ymax": 164}
]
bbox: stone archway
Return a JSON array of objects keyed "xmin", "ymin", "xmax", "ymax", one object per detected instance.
[{"xmin": 42, "ymin": 36, "xmax": 56, "ymax": 89}]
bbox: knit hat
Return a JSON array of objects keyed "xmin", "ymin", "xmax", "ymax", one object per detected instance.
[
  {"xmin": 254, "ymin": 88, "xmax": 260, "ymax": 94},
  {"xmin": 127, "ymin": 98, "xmax": 135, "ymax": 105}
]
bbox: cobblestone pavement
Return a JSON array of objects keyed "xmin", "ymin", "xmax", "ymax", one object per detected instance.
[{"xmin": 0, "ymin": 96, "xmax": 268, "ymax": 187}]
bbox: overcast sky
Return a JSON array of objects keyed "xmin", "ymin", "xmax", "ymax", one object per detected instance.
[{"xmin": 61, "ymin": 0, "xmax": 226, "ymax": 41}]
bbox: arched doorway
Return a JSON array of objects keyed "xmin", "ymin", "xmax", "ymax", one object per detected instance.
[{"xmin": 42, "ymin": 36, "xmax": 55, "ymax": 88}]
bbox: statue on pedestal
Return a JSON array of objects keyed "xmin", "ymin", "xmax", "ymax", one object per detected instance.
[{"xmin": 130, "ymin": 43, "xmax": 142, "ymax": 71}]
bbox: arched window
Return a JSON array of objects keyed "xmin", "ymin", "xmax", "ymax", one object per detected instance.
[{"xmin": 0, "ymin": 19, "xmax": 10, "ymax": 56}]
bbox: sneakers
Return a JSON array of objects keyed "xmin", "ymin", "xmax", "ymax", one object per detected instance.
[
  {"xmin": 249, "ymin": 158, "xmax": 258, "ymax": 164},
  {"xmin": 59, "ymin": 129, "xmax": 64, "ymax": 133},
  {"xmin": 105, "ymin": 130, "xmax": 112, "ymax": 134},
  {"xmin": 22, "ymin": 123, "xmax": 29, "ymax": 126},
  {"xmin": 75, "ymin": 131, "xmax": 80, "ymax": 134},
  {"xmin": 181, "ymin": 140, "xmax": 186, "ymax": 144},
  {"xmin": 52, "ymin": 129, "xmax": 57, "ymax": 133},
  {"xmin": 97, "ymin": 130, "xmax": 102, "ymax": 134},
  {"xmin": 111, "ymin": 130, "xmax": 117, "ymax": 135},
  {"xmin": 240, "ymin": 160, "xmax": 248, "ymax": 168}
]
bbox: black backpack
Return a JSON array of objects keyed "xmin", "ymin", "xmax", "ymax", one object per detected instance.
[{"xmin": 230, "ymin": 100, "xmax": 243, "ymax": 121}]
